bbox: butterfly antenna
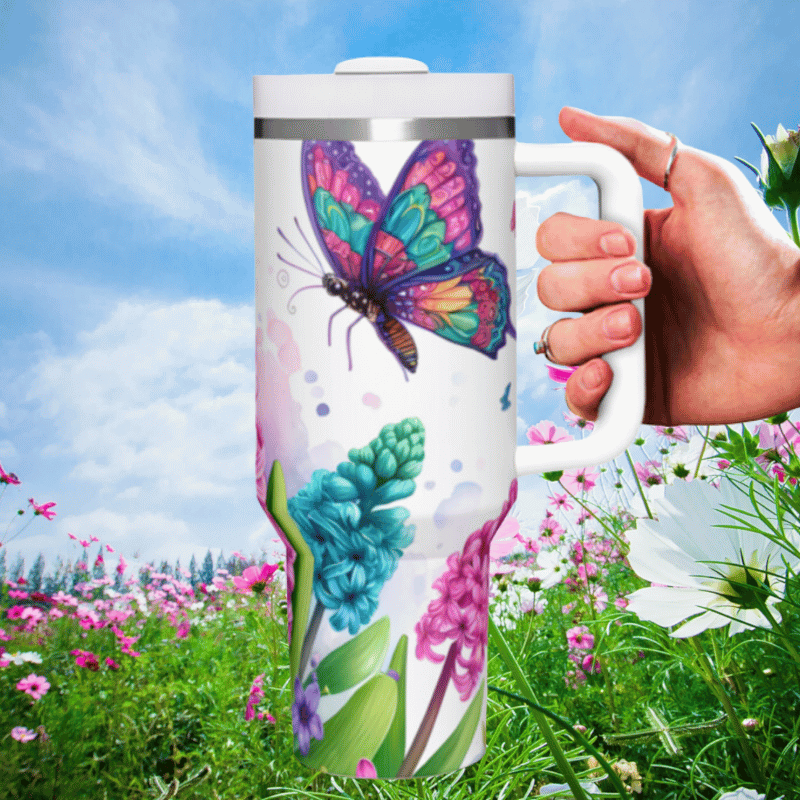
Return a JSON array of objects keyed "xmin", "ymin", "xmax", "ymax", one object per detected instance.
[
  {"xmin": 294, "ymin": 217, "xmax": 324, "ymax": 272},
  {"xmin": 277, "ymin": 225, "xmax": 323, "ymax": 277},
  {"xmin": 286, "ymin": 283, "xmax": 324, "ymax": 314},
  {"xmin": 277, "ymin": 252, "xmax": 321, "ymax": 279}
]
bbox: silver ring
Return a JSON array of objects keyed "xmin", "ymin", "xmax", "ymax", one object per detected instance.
[
  {"xmin": 663, "ymin": 134, "xmax": 679, "ymax": 190},
  {"xmin": 533, "ymin": 323, "xmax": 558, "ymax": 363}
]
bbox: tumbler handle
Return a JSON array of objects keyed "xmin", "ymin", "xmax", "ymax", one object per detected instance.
[{"xmin": 514, "ymin": 142, "xmax": 645, "ymax": 474}]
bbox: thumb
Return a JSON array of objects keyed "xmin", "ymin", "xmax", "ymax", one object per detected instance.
[{"xmin": 560, "ymin": 107, "xmax": 683, "ymax": 195}]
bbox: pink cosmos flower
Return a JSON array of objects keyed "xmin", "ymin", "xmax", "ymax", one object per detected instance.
[
  {"xmin": 8, "ymin": 590, "xmax": 28, "ymax": 599},
  {"xmin": 539, "ymin": 516, "xmax": 565, "ymax": 545},
  {"xmin": 0, "ymin": 462, "xmax": 21, "ymax": 485},
  {"xmin": 71, "ymin": 650, "xmax": 100, "ymax": 671},
  {"xmin": 105, "ymin": 657, "xmax": 120, "ymax": 670},
  {"xmin": 11, "ymin": 726, "xmax": 37, "ymax": 742},
  {"xmin": 585, "ymin": 584, "xmax": 609, "ymax": 613},
  {"xmin": 634, "ymin": 460, "xmax": 663, "ymax": 485},
  {"xmin": 562, "ymin": 467, "xmax": 598, "ymax": 494},
  {"xmin": 563, "ymin": 412, "xmax": 594, "ymax": 431},
  {"xmin": 566, "ymin": 625, "xmax": 594, "ymax": 650},
  {"xmin": 527, "ymin": 420, "xmax": 573, "ymax": 446},
  {"xmin": 175, "ymin": 621, "xmax": 191, "ymax": 639},
  {"xmin": 28, "ymin": 499, "xmax": 57, "ymax": 519},
  {"xmin": 16, "ymin": 673, "xmax": 51, "ymax": 700},
  {"xmin": 548, "ymin": 493, "xmax": 573, "ymax": 511},
  {"xmin": 581, "ymin": 654, "xmax": 601, "ymax": 674},
  {"xmin": 233, "ymin": 563, "xmax": 279, "ymax": 594},
  {"xmin": 547, "ymin": 364, "xmax": 577, "ymax": 383},
  {"xmin": 244, "ymin": 674, "xmax": 266, "ymax": 721},
  {"xmin": 654, "ymin": 426, "xmax": 689, "ymax": 443}
]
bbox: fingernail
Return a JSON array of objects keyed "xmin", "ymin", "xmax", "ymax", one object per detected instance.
[
  {"xmin": 603, "ymin": 308, "xmax": 633, "ymax": 340},
  {"xmin": 582, "ymin": 363, "xmax": 604, "ymax": 390},
  {"xmin": 599, "ymin": 232, "xmax": 633, "ymax": 257},
  {"xmin": 610, "ymin": 263, "xmax": 648, "ymax": 294}
]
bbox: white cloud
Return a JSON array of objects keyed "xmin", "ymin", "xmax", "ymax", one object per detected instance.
[
  {"xmin": 7, "ymin": 0, "xmax": 251, "ymax": 237},
  {"xmin": 27, "ymin": 298, "xmax": 254, "ymax": 499}
]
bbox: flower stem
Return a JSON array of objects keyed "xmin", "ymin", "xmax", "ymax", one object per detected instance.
[
  {"xmin": 693, "ymin": 426, "xmax": 711, "ymax": 479},
  {"xmin": 488, "ymin": 616, "xmax": 592, "ymax": 800},
  {"xmin": 396, "ymin": 640, "xmax": 459, "ymax": 778},
  {"xmin": 687, "ymin": 636, "xmax": 764, "ymax": 787},
  {"xmin": 297, "ymin": 599, "xmax": 324, "ymax": 681},
  {"xmin": 752, "ymin": 596, "xmax": 800, "ymax": 668},
  {"xmin": 625, "ymin": 449, "xmax": 653, "ymax": 519},
  {"xmin": 785, "ymin": 201, "xmax": 800, "ymax": 247}
]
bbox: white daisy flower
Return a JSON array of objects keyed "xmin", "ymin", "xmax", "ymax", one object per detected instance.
[{"xmin": 626, "ymin": 478, "xmax": 800, "ymax": 638}]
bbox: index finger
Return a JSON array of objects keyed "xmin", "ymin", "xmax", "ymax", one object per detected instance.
[{"xmin": 559, "ymin": 107, "xmax": 680, "ymax": 192}]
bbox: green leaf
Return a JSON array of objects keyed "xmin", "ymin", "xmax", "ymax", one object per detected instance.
[
  {"xmin": 266, "ymin": 460, "xmax": 315, "ymax": 677},
  {"xmin": 414, "ymin": 680, "xmax": 485, "ymax": 777},
  {"xmin": 372, "ymin": 635, "xmax": 408, "ymax": 778},
  {"xmin": 542, "ymin": 470, "xmax": 564, "ymax": 482},
  {"xmin": 306, "ymin": 616, "xmax": 390, "ymax": 695},
  {"xmin": 298, "ymin": 674, "xmax": 398, "ymax": 774}
]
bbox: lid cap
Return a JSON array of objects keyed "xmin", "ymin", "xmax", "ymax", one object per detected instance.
[{"xmin": 334, "ymin": 57, "xmax": 429, "ymax": 74}]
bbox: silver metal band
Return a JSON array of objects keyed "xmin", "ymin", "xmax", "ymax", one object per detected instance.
[{"xmin": 254, "ymin": 116, "xmax": 515, "ymax": 141}]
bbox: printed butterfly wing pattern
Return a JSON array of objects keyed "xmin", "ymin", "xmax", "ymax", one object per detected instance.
[{"xmin": 301, "ymin": 139, "xmax": 515, "ymax": 373}]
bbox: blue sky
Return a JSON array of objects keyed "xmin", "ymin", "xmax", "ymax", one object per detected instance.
[{"xmin": 1, "ymin": 0, "xmax": 798, "ymax": 574}]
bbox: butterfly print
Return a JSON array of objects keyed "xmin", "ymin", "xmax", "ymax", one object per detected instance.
[{"xmin": 293, "ymin": 139, "xmax": 514, "ymax": 374}]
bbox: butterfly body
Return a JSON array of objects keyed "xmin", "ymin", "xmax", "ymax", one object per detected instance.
[{"xmin": 297, "ymin": 139, "xmax": 514, "ymax": 374}]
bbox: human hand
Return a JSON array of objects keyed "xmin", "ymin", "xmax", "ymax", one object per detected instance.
[{"xmin": 536, "ymin": 107, "xmax": 800, "ymax": 425}]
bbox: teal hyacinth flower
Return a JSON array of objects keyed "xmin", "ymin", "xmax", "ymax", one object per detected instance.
[{"xmin": 288, "ymin": 418, "xmax": 424, "ymax": 635}]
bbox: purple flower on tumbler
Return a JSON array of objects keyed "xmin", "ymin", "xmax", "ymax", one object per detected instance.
[{"xmin": 292, "ymin": 674, "xmax": 324, "ymax": 755}]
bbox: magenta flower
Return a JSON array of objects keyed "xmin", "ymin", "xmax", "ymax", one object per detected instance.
[
  {"xmin": 245, "ymin": 674, "xmax": 266, "ymax": 721},
  {"xmin": 562, "ymin": 467, "xmax": 598, "ymax": 494},
  {"xmin": 232, "ymin": 563, "xmax": 279, "ymax": 594},
  {"xmin": 548, "ymin": 493, "xmax": 573, "ymax": 511},
  {"xmin": 11, "ymin": 726, "xmax": 37, "ymax": 742},
  {"xmin": 581, "ymin": 654, "xmax": 602, "ymax": 674},
  {"xmin": 71, "ymin": 650, "xmax": 100, "ymax": 671},
  {"xmin": 566, "ymin": 625, "xmax": 594, "ymax": 650},
  {"xmin": 28, "ymin": 498, "xmax": 56, "ymax": 519},
  {"xmin": 547, "ymin": 364, "xmax": 577, "ymax": 383},
  {"xmin": 105, "ymin": 657, "xmax": 120, "ymax": 671},
  {"xmin": 563, "ymin": 411, "xmax": 594, "ymax": 431},
  {"xmin": 401, "ymin": 481, "xmax": 518, "ymax": 778},
  {"xmin": 16, "ymin": 673, "xmax": 51, "ymax": 700},
  {"xmin": 414, "ymin": 501, "xmax": 503, "ymax": 703},
  {"xmin": 0, "ymin": 462, "xmax": 20, "ymax": 485},
  {"xmin": 356, "ymin": 758, "xmax": 378, "ymax": 778},
  {"xmin": 539, "ymin": 516, "xmax": 565, "ymax": 545},
  {"xmin": 527, "ymin": 420, "xmax": 573, "ymax": 446},
  {"xmin": 654, "ymin": 425, "xmax": 689, "ymax": 443}
]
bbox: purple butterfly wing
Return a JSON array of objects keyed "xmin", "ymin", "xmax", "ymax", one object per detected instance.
[
  {"xmin": 361, "ymin": 140, "xmax": 483, "ymax": 289},
  {"xmin": 362, "ymin": 140, "xmax": 515, "ymax": 358},
  {"xmin": 301, "ymin": 141, "xmax": 386, "ymax": 282}
]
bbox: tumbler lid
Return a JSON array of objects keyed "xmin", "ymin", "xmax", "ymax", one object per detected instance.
[{"xmin": 253, "ymin": 57, "xmax": 513, "ymax": 124}]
